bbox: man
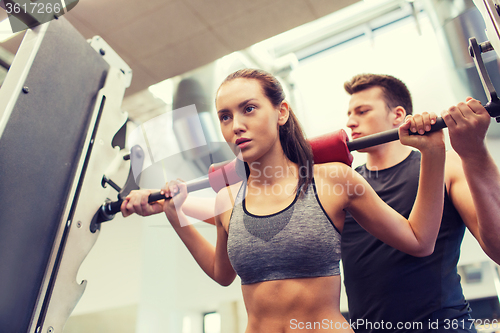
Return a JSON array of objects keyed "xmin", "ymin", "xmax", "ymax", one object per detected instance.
[{"xmin": 342, "ymin": 73, "xmax": 500, "ymax": 333}]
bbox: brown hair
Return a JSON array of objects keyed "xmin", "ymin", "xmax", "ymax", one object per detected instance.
[
  {"xmin": 219, "ymin": 69, "xmax": 314, "ymax": 197},
  {"xmin": 344, "ymin": 74, "xmax": 413, "ymax": 115}
]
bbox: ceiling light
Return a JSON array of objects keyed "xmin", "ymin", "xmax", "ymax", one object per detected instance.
[{"xmin": 148, "ymin": 79, "xmax": 174, "ymax": 105}]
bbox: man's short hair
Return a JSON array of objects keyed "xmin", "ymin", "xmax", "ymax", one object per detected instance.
[{"xmin": 344, "ymin": 74, "xmax": 413, "ymax": 115}]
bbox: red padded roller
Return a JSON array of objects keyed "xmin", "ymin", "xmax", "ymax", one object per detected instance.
[
  {"xmin": 208, "ymin": 159, "xmax": 245, "ymax": 193},
  {"xmin": 309, "ymin": 129, "xmax": 353, "ymax": 167}
]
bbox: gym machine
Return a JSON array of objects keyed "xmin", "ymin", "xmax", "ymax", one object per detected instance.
[{"xmin": 0, "ymin": 17, "xmax": 131, "ymax": 333}]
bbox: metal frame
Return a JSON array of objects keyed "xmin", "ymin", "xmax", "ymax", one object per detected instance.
[
  {"xmin": 30, "ymin": 64, "xmax": 128, "ymax": 333},
  {"xmin": 0, "ymin": 21, "xmax": 48, "ymax": 139},
  {"xmin": 28, "ymin": 30, "xmax": 130, "ymax": 333},
  {"xmin": 0, "ymin": 17, "xmax": 130, "ymax": 333}
]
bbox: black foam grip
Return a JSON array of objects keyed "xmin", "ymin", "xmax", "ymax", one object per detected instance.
[
  {"xmin": 106, "ymin": 199, "xmax": 123, "ymax": 215},
  {"xmin": 147, "ymin": 178, "xmax": 212, "ymax": 203},
  {"xmin": 347, "ymin": 117, "xmax": 447, "ymax": 152},
  {"xmin": 148, "ymin": 192, "xmax": 166, "ymax": 203}
]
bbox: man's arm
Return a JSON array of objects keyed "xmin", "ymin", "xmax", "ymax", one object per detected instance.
[
  {"xmin": 346, "ymin": 114, "xmax": 446, "ymax": 257},
  {"xmin": 443, "ymin": 98, "xmax": 500, "ymax": 264}
]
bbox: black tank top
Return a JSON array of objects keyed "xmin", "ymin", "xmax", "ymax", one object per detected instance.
[{"xmin": 342, "ymin": 151, "xmax": 474, "ymax": 333}]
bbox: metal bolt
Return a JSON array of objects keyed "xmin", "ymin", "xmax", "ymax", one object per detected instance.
[
  {"xmin": 77, "ymin": 221, "xmax": 82, "ymax": 228},
  {"xmin": 99, "ymin": 48, "xmax": 106, "ymax": 56},
  {"xmin": 22, "ymin": 86, "xmax": 29, "ymax": 93},
  {"xmin": 480, "ymin": 41, "xmax": 494, "ymax": 53},
  {"xmin": 47, "ymin": 327, "xmax": 54, "ymax": 333},
  {"xmin": 496, "ymin": 4, "xmax": 500, "ymax": 16},
  {"xmin": 470, "ymin": 41, "xmax": 494, "ymax": 57}
]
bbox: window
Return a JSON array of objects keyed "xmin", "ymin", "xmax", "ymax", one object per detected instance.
[{"xmin": 203, "ymin": 312, "xmax": 221, "ymax": 333}]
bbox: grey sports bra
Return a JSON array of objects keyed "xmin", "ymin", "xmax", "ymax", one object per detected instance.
[{"xmin": 227, "ymin": 179, "xmax": 341, "ymax": 285}]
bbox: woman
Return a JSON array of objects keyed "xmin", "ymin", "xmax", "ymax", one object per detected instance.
[{"xmin": 122, "ymin": 69, "xmax": 445, "ymax": 332}]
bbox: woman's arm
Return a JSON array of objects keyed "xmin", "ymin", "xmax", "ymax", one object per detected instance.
[
  {"xmin": 345, "ymin": 114, "xmax": 446, "ymax": 256},
  {"xmin": 121, "ymin": 189, "xmax": 164, "ymax": 217},
  {"xmin": 182, "ymin": 196, "xmax": 217, "ymax": 225},
  {"xmin": 121, "ymin": 188, "xmax": 216, "ymax": 225},
  {"xmin": 163, "ymin": 181, "xmax": 237, "ymax": 286}
]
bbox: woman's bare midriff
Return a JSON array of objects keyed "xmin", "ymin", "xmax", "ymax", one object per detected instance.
[{"xmin": 241, "ymin": 275, "xmax": 353, "ymax": 333}]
